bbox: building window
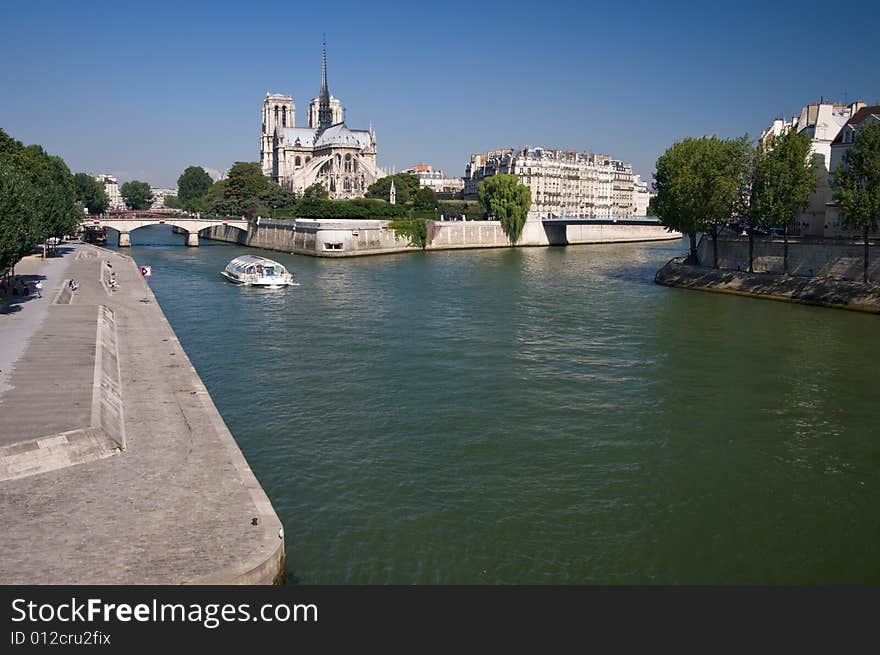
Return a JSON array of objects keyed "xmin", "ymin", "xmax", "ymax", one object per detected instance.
[{"xmin": 295, "ymin": 156, "xmax": 301, "ymax": 166}]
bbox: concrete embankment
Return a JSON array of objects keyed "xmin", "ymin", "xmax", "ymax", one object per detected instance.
[
  {"xmin": 697, "ymin": 234, "xmax": 880, "ymax": 280},
  {"xmin": 0, "ymin": 243, "xmax": 284, "ymax": 583},
  {"xmin": 204, "ymin": 217, "xmax": 679, "ymax": 256},
  {"xmin": 655, "ymin": 257, "xmax": 880, "ymax": 313}
]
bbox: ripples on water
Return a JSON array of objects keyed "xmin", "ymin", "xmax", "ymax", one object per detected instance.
[{"xmin": 128, "ymin": 227, "xmax": 880, "ymax": 583}]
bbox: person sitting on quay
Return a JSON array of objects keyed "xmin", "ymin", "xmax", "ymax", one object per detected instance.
[{"xmin": 68, "ymin": 279, "xmax": 79, "ymax": 292}]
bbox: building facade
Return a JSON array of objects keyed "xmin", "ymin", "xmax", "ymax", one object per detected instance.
[
  {"xmin": 403, "ymin": 164, "xmax": 464, "ymax": 198},
  {"xmin": 463, "ymin": 147, "xmax": 638, "ymax": 219},
  {"xmin": 760, "ymin": 100, "xmax": 866, "ymax": 236},
  {"xmin": 632, "ymin": 174, "xmax": 652, "ymax": 217},
  {"xmin": 95, "ymin": 174, "xmax": 125, "ymax": 210},
  {"xmin": 150, "ymin": 187, "xmax": 178, "ymax": 209},
  {"xmin": 260, "ymin": 44, "xmax": 380, "ymax": 199},
  {"xmin": 826, "ymin": 105, "xmax": 880, "ymax": 236}
]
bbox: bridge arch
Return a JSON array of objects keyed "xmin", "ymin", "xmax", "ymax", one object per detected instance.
[{"xmin": 82, "ymin": 216, "xmax": 250, "ymax": 247}]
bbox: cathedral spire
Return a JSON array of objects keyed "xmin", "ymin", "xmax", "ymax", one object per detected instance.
[{"xmin": 318, "ymin": 37, "xmax": 333, "ymax": 132}]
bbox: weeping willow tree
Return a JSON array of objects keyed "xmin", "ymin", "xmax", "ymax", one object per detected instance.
[{"xmin": 477, "ymin": 174, "xmax": 532, "ymax": 244}]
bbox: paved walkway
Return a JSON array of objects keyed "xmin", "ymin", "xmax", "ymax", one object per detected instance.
[
  {"xmin": 0, "ymin": 243, "xmax": 283, "ymax": 583},
  {"xmin": 0, "ymin": 247, "xmax": 78, "ymax": 394}
]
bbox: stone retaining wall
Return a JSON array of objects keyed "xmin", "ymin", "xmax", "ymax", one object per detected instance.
[
  {"xmin": 655, "ymin": 257, "xmax": 880, "ymax": 313},
  {"xmin": 697, "ymin": 235, "xmax": 880, "ymax": 280},
  {"xmin": 205, "ymin": 218, "xmax": 680, "ymax": 256}
]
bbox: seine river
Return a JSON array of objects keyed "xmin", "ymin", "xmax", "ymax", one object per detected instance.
[{"xmin": 125, "ymin": 226, "xmax": 879, "ymax": 584}]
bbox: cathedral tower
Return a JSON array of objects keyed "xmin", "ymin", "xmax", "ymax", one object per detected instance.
[{"xmin": 261, "ymin": 93, "xmax": 295, "ymax": 178}]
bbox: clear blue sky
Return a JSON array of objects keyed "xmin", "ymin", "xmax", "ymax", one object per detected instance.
[{"xmin": 1, "ymin": 0, "xmax": 877, "ymax": 187}]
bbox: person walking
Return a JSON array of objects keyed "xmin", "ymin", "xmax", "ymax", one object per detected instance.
[{"xmin": 35, "ymin": 280, "xmax": 43, "ymax": 298}]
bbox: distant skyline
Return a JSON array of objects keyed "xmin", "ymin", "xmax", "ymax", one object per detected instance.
[{"xmin": 1, "ymin": 0, "xmax": 878, "ymax": 188}]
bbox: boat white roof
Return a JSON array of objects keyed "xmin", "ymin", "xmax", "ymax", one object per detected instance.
[{"xmin": 228, "ymin": 255, "xmax": 286, "ymax": 267}]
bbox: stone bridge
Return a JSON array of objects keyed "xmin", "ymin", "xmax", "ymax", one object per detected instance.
[{"xmin": 82, "ymin": 214, "xmax": 250, "ymax": 247}]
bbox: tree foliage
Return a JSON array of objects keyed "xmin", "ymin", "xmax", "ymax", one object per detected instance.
[
  {"xmin": 387, "ymin": 217, "xmax": 427, "ymax": 249},
  {"xmin": 224, "ymin": 162, "xmax": 272, "ymax": 210},
  {"xmin": 292, "ymin": 197, "xmax": 406, "ymax": 219},
  {"xmin": 412, "ymin": 185, "xmax": 438, "ymax": 211},
  {"xmin": 258, "ymin": 185, "xmax": 298, "ymax": 211},
  {"xmin": 163, "ymin": 194, "xmax": 182, "ymax": 209},
  {"xmin": 302, "ymin": 182, "xmax": 329, "ymax": 199},
  {"xmin": 651, "ymin": 135, "xmax": 753, "ymax": 264},
  {"xmin": 74, "ymin": 172, "xmax": 109, "ymax": 215},
  {"xmin": 750, "ymin": 130, "xmax": 817, "ymax": 232},
  {"xmin": 831, "ymin": 120, "xmax": 880, "ymax": 282},
  {"xmin": 477, "ymin": 174, "xmax": 532, "ymax": 243},
  {"xmin": 366, "ymin": 173, "xmax": 420, "ymax": 203},
  {"xmin": 749, "ymin": 129, "xmax": 817, "ymax": 273},
  {"xmin": 176, "ymin": 166, "xmax": 213, "ymax": 211},
  {"xmin": 120, "ymin": 180, "xmax": 154, "ymax": 210},
  {"xmin": 0, "ymin": 128, "xmax": 80, "ymax": 272}
]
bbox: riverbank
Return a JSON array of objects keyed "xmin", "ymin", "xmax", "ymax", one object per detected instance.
[
  {"xmin": 0, "ymin": 243, "xmax": 284, "ymax": 583},
  {"xmin": 203, "ymin": 217, "xmax": 680, "ymax": 257},
  {"xmin": 655, "ymin": 257, "xmax": 880, "ymax": 313}
]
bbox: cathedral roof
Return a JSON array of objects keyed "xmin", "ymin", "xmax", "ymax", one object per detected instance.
[
  {"xmin": 282, "ymin": 127, "xmax": 318, "ymax": 148},
  {"xmin": 281, "ymin": 123, "xmax": 373, "ymax": 151},
  {"xmin": 314, "ymin": 122, "xmax": 372, "ymax": 150}
]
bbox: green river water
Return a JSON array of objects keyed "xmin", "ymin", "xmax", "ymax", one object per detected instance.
[{"xmin": 125, "ymin": 226, "xmax": 879, "ymax": 584}]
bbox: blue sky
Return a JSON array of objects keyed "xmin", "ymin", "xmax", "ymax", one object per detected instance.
[{"xmin": 1, "ymin": 0, "xmax": 877, "ymax": 187}]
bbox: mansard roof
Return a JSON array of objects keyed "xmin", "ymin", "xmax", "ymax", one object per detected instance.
[{"xmin": 832, "ymin": 106, "xmax": 880, "ymax": 144}]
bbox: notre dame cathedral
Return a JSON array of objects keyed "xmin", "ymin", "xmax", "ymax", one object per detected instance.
[{"xmin": 259, "ymin": 43, "xmax": 382, "ymax": 199}]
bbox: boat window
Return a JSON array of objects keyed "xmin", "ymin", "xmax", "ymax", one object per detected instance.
[
  {"xmin": 265, "ymin": 267, "xmax": 275, "ymax": 275},
  {"xmin": 324, "ymin": 242, "xmax": 343, "ymax": 250}
]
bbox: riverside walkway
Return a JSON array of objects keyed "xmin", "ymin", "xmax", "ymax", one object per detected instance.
[{"xmin": 0, "ymin": 243, "xmax": 284, "ymax": 583}]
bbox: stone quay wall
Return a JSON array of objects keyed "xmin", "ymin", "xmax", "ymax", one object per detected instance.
[
  {"xmin": 697, "ymin": 235, "xmax": 880, "ymax": 280},
  {"xmin": 204, "ymin": 218, "xmax": 413, "ymax": 257},
  {"xmin": 655, "ymin": 257, "xmax": 880, "ymax": 313},
  {"xmin": 205, "ymin": 218, "xmax": 679, "ymax": 256},
  {"xmin": 0, "ymin": 244, "xmax": 285, "ymax": 584}
]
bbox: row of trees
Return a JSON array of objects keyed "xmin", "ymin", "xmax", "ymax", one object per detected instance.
[
  {"xmin": 652, "ymin": 123, "xmax": 880, "ymax": 282},
  {"xmin": 0, "ymin": 129, "xmax": 81, "ymax": 273},
  {"xmin": 76, "ymin": 176, "xmax": 156, "ymax": 212}
]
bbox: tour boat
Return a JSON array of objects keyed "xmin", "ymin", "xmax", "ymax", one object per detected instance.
[{"xmin": 221, "ymin": 255, "xmax": 295, "ymax": 288}]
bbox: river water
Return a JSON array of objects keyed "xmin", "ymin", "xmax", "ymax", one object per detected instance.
[{"xmin": 124, "ymin": 226, "xmax": 879, "ymax": 584}]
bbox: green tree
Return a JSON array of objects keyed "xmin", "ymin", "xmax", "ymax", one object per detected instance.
[
  {"xmin": 120, "ymin": 180, "xmax": 154, "ymax": 210},
  {"xmin": 74, "ymin": 172, "xmax": 109, "ymax": 215},
  {"xmin": 0, "ymin": 162, "xmax": 38, "ymax": 273},
  {"xmin": 163, "ymin": 194, "xmax": 182, "ymax": 209},
  {"xmin": 749, "ymin": 129, "xmax": 817, "ymax": 274},
  {"xmin": 302, "ymin": 182, "xmax": 328, "ymax": 199},
  {"xmin": 366, "ymin": 173, "xmax": 420, "ymax": 203},
  {"xmin": 412, "ymin": 185, "xmax": 438, "ymax": 211},
  {"xmin": 651, "ymin": 135, "xmax": 753, "ymax": 265},
  {"xmin": 224, "ymin": 162, "xmax": 272, "ymax": 215},
  {"xmin": 0, "ymin": 128, "xmax": 80, "ymax": 269},
  {"xmin": 831, "ymin": 121, "xmax": 880, "ymax": 283},
  {"xmin": 176, "ymin": 166, "xmax": 213, "ymax": 211},
  {"xmin": 477, "ymin": 174, "xmax": 532, "ymax": 244}
]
